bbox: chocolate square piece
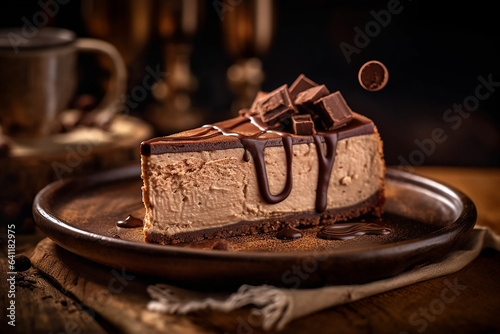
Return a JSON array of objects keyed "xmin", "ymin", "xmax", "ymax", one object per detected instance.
[
  {"xmin": 256, "ymin": 85, "xmax": 297, "ymax": 125},
  {"xmin": 289, "ymin": 74, "xmax": 319, "ymax": 100},
  {"xmin": 292, "ymin": 114, "xmax": 316, "ymax": 135},
  {"xmin": 294, "ymin": 84, "xmax": 330, "ymax": 118},
  {"xmin": 314, "ymin": 91, "xmax": 354, "ymax": 130}
]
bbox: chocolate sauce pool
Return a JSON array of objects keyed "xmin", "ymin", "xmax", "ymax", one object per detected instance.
[{"xmin": 317, "ymin": 223, "xmax": 391, "ymax": 240}]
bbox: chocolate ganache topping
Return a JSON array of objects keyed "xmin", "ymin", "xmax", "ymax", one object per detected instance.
[{"xmin": 141, "ymin": 74, "xmax": 375, "ymax": 213}]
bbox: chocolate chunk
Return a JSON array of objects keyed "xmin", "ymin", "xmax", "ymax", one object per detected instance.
[
  {"xmin": 255, "ymin": 85, "xmax": 297, "ymax": 125},
  {"xmin": 314, "ymin": 91, "xmax": 354, "ymax": 130},
  {"xmin": 13, "ymin": 254, "xmax": 31, "ymax": 272},
  {"xmin": 289, "ymin": 74, "xmax": 318, "ymax": 100},
  {"xmin": 292, "ymin": 114, "xmax": 316, "ymax": 135},
  {"xmin": 294, "ymin": 84, "xmax": 330, "ymax": 118},
  {"xmin": 358, "ymin": 61, "xmax": 388, "ymax": 91}
]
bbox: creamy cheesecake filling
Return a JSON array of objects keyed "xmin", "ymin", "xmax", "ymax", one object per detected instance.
[{"xmin": 142, "ymin": 133, "xmax": 384, "ymax": 237}]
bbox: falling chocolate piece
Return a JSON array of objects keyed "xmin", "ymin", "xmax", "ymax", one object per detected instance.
[
  {"xmin": 289, "ymin": 74, "xmax": 319, "ymax": 100},
  {"xmin": 358, "ymin": 60, "xmax": 389, "ymax": 91},
  {"xmin": 291, "ymin": 114, "xmax": 316, "ymax": 135},
  {"xmin": 294, "ymin": 84, "xmax": 330, "ymax": 118},
  {"xmin": 314, "ymin": 91, "xmax": 354, "ymax": 130},
  {"xmin": 255, "ymin": 85, "xmax": 297, "ymax": 125}
]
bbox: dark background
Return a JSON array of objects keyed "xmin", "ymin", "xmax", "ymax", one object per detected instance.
[{"xmin": 1, "ymin": 0, "xmax": 499, "ymax": 167}]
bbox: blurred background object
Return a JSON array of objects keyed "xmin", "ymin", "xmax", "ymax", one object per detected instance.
[
  {"xmin": 0, "ymin": 27, "xmax": 127, "ymax": 137},
  {"xmin": 82, "ymin": 0, "xmax": 154, "ymax": 67},
  {"xmin": 81, "ymin": 0, "xmax": 154, "ymax": 108},
  {"xmin": 221, "ymin": 0, "xmax": 276, "ymax": 115},
  {"xmin": 145, "ymin": 0, "xmax": 206, "ymax": 133},
  {"xmin": 0, "ymin": 1, "xmax": 499, "ymax": 214},
  {"xmin": 0, "ymin": 2, "xmax": 154, "ymax": 229}
]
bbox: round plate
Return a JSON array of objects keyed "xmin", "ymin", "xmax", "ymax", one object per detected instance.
[{"xmin": 33, "ymin": 166, "xmax": 476, "ymax": 288}]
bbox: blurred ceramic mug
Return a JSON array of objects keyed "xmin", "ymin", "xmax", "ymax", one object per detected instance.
[{"xmin": 0, "ymin": 27, "xmax": 126, "ymax": 137}]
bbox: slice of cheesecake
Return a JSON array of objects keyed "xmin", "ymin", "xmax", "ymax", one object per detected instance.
[{"xmin": 141, "ymin": 75, "xmax": 385, "ymax": 245}]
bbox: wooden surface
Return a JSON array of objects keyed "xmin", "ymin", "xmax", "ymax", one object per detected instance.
[{"xmin": 1, "ymin": 166, "xmax": 500, "ymax": 334}]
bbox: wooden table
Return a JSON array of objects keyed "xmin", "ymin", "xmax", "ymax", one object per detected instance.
[{"xmin": 1, "ymin": 167, "xmax": 499, "ymax": 334}]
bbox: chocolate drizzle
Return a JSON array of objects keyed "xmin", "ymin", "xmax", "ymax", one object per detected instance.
[
  {"xmin": 313, "ymin": 133, "xmax": 338, "ymax": 213},
  {"xmin": 241, "ymin": 135, "xmax": 294, "ymax": 203},
  {"xmin": 317, "ymin": 223, "xmax": 391, "ymax": 240}
]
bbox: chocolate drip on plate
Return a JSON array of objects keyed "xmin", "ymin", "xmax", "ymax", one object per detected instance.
[
  {"xmin": 276, "ymin": 224, "xmax": 303, "ymax": 240},
  {"xmin": 317, "ymin": 223, "xmax": 391, "ymax": 240},
  {"xmin": 117, "ymin": 215, "xmax": 144, "ymax": 228}
]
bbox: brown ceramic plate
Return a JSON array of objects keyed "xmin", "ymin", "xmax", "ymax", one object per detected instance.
[{"xmin": 33, "ymin": 166, "xmax": 476, "ymax": 288}]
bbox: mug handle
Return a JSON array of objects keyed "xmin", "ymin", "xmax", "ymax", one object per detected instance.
[{"xmin": 74, "ymin": 38, "xmax": 127, "ymax": 125}]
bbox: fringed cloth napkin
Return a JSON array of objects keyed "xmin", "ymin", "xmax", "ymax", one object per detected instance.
[{"xmin": 147, "ymin": 227, "xmax": 500, "ymax": 331}]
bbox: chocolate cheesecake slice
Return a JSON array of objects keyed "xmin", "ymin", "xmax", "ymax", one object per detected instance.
[{"xmin": 141, "ymin": 75, "xmax": 385, "ymax": 245}]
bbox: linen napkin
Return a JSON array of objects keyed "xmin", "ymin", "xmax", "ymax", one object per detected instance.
[{"xmin": 147, "ymin": 227, "xmax": 500, "ymax": 331}]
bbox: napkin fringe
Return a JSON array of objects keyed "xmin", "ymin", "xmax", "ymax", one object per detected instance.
[{"xmin": 147, "ymin": 284, "xmax": 293, "ymax": 330}]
